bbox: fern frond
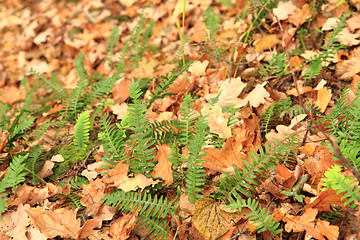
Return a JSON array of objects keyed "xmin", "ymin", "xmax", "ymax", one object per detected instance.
[
  {"xmin": 105, "ymin": 26, "xmax": 120, "ymax": 68},
  {"xmin": 126, "ymin": 80, "xmax": 156, "ymax": 173},
  {"xmin": 99, "ymin": 114, "xmax": 126, "ymax": 166},
  {"xmin": 9, "ymin": 112, "xmax": 35, "ymax": 141},
  {"xmin": 184, "ymin": 114, "xmax": 209, "ymax": 203},
  {"xmin": 227, "ymin": 197, "xmax": 282, "ymax": 235},
  {"xmin": 321, "ymin": 165, "xmax": 360, "ymax": 208},
  {"xmin": 103, "ymin": 190, "xmax": 174, "ymax": 240},
  {"xmin": 0, "ymin": 153, "xmax": 29, "ymax": 193},
  {"xmin": 150, "ymin": 120, "xmax": 182, "ymax": 145},
  {"xmin": 31, "ymin": 70, "xmax": 68, "ymax": 100},
  {"xmin": 65, "ymin": 53, "xmax": 89, "ymax": 119},
  {"xmin": 217, "ymin": 142, "xmax": 282, "ymax": 202},
  {"xmin": 74, "ymin": 110, "xmax": 92, "ymax": 149}
]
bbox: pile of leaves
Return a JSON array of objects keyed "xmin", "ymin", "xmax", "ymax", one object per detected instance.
[{"xmin": 1, "ymin": 0, "xmax": 360, "ymax": 239}]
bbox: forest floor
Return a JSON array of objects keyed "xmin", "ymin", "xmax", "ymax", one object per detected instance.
[{"xmin": 1, "ymin": 0, "xmax": 360, "ymax": 239}]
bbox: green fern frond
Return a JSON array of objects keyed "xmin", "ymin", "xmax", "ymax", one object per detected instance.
[
  {"xmin": 227, "ymin": 197, "xmax": 282, "ymax": 235},
  {"xmin": 147, "ymin": 61, "xmax": 193, "ymax": 106},
  {"xmin": 99, "ymin": 114, "xmax": 126, "ymax": 166},
  {"xmin": 204, "ymin": 7, "xmax": 221, "ymax": 40},
  {"xmin": 27, "ymin": 145, "xmax": 42, "ymax": 180},
  {"xmin": 217, "ymin": 142, "xmax": 282, "ymax": 202},
  {"xmin": 74, "ymin": 110, "xmax": 92, "ymax": 149},
  {"xmin": 150, "ymin": 120, "xmax": 182, "ymax": 145},
  {"xmin": 105, "ymin": 26, "xmax": 120, "ymax": 68},
  {"xmin": 0, "ymin": 153, "xmax": 29, "ymax": 207},
  {"xmin": 8, "ymin": 111, "xmax": 35, "ymax": 142},
  {"xmin": 103, "ymin": 190, "xmax": 174, "ymax": 240},
  {"xmin": 65, "ymin": 53, "xmax": 89, "ymax": 119},
  {"xmin": 126, "ymin": 80, "xmax": 156, "ymax": 173},
  {"xmin": 31, "ymin": 70, "xmax": 68, "ymax": 100},
  {"xmin": 322, "ymin": 165, "xmax": 360, "ymax": 208},
  {"xmin": 184, "ymin": 114, "xmax": 209, "ymax": 203}
]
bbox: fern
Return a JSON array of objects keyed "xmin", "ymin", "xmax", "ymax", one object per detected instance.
[
  {"xmin": 321, "ymin": 165, "xmax": 360, "ymax": 208},
  {"xmin": 105, "ymin": 26, "xmax": 120, "ymax": 68},
  {"xmin": 149, "ymin": 120, "xmax": 182, "ymax": 145},
  {"xmin": 74, "ymin": 110, "xmax": 92, "ymax": 149},
  {"xmin": 259, "ymin": 52, "xmax": 291, "ymax": 78},
  {"xmin": 227, "ymin": 197, "xmax": 282, "ymax": 235},
  {"xmin": 126, "ymin": 79, "xmax": 156, "ymax": 174},
  {"xmin": 98, "ymin": 114, "xmax": 126, "ymax": 166},
  {"xmin": 31, "ymin": 70, "xmax": 68, "ymax": 100},
  {"xmin": 184, "ymin": 114, "xmax": 209, "ymax": 203},
  {"xmin": 103, "ymin": 191, "xmax": 175, "ymax": 240},
  {"xmin": 217, "ymin": 142, "xmax": 286, "ymax": 202},
  {"xmin": 204, "ymin": 7, "xmax": 221, "ymax": 40}
]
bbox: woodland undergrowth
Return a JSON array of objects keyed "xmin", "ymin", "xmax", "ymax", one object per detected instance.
[{"xmin": 0, "ymin": 1, "xmax": 360, "ymax": 240}]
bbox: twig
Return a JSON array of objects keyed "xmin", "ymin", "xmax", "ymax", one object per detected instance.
[
  {"xmin": 255, "ymin": 0, "xmax": 360, "ymax": 183},
  {"xmin": 198, "ymin": 42, "xmax": 262, "ymax": 66}
]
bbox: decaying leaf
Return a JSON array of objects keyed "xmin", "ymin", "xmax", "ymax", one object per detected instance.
[
  {"xmin": 151, "ymin": 144, "xmax": 173, "ymax": 186},
  {"xmin": 193, "ymin": 198, "xmax": 244, "ymax": 240}
]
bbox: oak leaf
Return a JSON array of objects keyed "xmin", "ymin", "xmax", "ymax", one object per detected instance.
[
  {"xmin": 201, "ymin": 103, "xmax": 231, "ymax": 138},
  {"xmin": 26, "ymin": 207, "xmax": 81, "ymax": 239},
  {"xmin": 109, "ymin": 212, "xmax": 137, "ymax": 240},
  {"xmin": 193, "ymin": 198, "xmax": 244, "ymax": 240},
  {"xmin": 205, "ymin": 77, "xmax": 245, "ymax": 106},
  {"xmin": 284, "ymin": 208, "xmax": 318, "ymax": 232},
  {"xmin": 151, "ymin": 144, "xmax": 173, "ymax": 186},
  {"xmin": 273, "ymin": 1, "xmax": 296, "ymax": 21}
]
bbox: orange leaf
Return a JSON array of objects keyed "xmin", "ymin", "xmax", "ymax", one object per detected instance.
[
  {"xmin": 112, "ymin": 78, "xmax": 132, "ymax": 104},
  {"xmin": 26, "ymin": 207, "xmax": 81, "ymax": 239},
  {"xmin": 254, "ymin": 34, "xmax": 278, "ymax": 53},
  {"xmin": 315, "ymin": 87, "xmax": 332, "ymax": 112},
  {"xmin": 284, "ymin": 208, "xmax": 318, "ymax": 232},
  {"xmin": 109, "ymin": 212, "xmax": 137, "ymax": 240},
  {"xmin": 193, "ymin": 198, "xmax": 244, "ymax": 240},
  {"xmin": 151, "ymin": 144, "xmax": 173, "ymax": 186}
]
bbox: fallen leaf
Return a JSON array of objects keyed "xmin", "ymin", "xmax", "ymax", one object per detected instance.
[
  {"xmin": 109, "ymin": 212, "xmax": 137, "ymax": 240},
  {"xmin": 242, "ymin": 83, "xmax": 270, "ymax": 108},
  {"xmin": 315, "ymin": 87, "xmax": 332, "ymax": 112},
  {"xmin": 254, "ymin": 34, "xmax": 278, "ymax": 53},
  {"xmin": 205, "ymin": 77, "xmax": 245, "ymax": 106},
  {"xmin": 201, "ymin": 103, "xmax": 231, "ymax": 138},
  {"xmin": 305, "ymin": 189, "xmax": 345, "ymax": 211},
  {"xmin": 112, "ymin": 79, "xmax": 132, "ymax": 104},
  {"xmin": 193, "ymin": 198, "xmax": 244, "ymax": 240},
  {"xmin": 273, "ymin": 1, "xmax": 297, "ymax": 20},
  {"xmin": 151, "ymin": 144, "xmax": 173, "ymax": 186},
  {"xmin": 26, "ymin": 207, "xmax": 81, "ymax": 239},
  {"xmin": 0, "ymin": 204, "xmax": 30, "ymax": 239},
  {"xmin": 80, "ymin": 179, "xmax": 105, "ymax": 216},
  {"xmin": 189, "ymin": 60, "xmax": 209, "ymax": 76},
  {"xmin": 118, "ymin": 173, "xmax": 161, "ymax": 192},
  {"xmin": 284, "ymin": 208, "xmax": 318, "ymax": 232}
]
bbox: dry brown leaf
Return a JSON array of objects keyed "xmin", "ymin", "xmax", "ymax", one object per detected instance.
[
  {"xmin": 109, "ymin": 212, "xmax": 137, "ymax": 240},
  {"xmin": 305, "ymin": 189, "xmax": 345, "ymax": 212},
  {"xmin": 0, "ymin": 204, "xmax": 30, "ymax": 239},
  {"xmin": 189, "ymin": 60, "xmax": 209, "ymax": 76},
  {"xmin": 288, "ymin": 4, "xmax": 312, "ymax": 27},
  {"xmin": 347, "ymin": 14, "xmax": 360, "ymax": 32},
  {"xmin": 0, "ymin": 85, "xmax": 26, "ymax": 105},
  {"xmin": 118, "ymin": 173, "xmax": 161, "ymax": 192},
  {"xmin": 337, "ymin": 28, "xmax": 360, "ymax": 46},
  {"xmin": 112, "ymin": 78, "xmax": 132, "ymax": 104},
  {"xmin": 315, "ymin": 87, "xmax": 332, "ymax": 112},
  {"xmin": 77, "ymin": 219, "xmax": 100, "ymax": 240},
  {"xmin": 284, "ymin": 208, "xmax": 318, "ymax": 232},
  {"xmin": 304, "ymin": 145, "xmax": 340, "ymax": 176},
  {"xmin": 26, "ymin": 207, "xmax": 81, "ymax": 239},
  {"xmin": 242, "ymin": 83, "xmax": 270, "ymax": 108},
  {"xmin": 193, "ymin": 198, "xmax": 244, "ymax": 240},
  {"xmin": 273, "ymin": 1, "xmax": 297, "ymax": 21},
  {"xmin": 316, "ymin": 219, "xmax": 339, "ymax": 240},
  {"xmin": 80, "ymin": 179, "xmax": 105, "ymax": 216},
  {"xmin": 201, "ymin": 103, "xmax": 231, "ymax": 138},
  {"xmin": 151, "ymin": 144, "xmax": 173, "ymax": 186},
  {"xmin": 254, "ymin": 34, "xmax": 278, "ymax": 53},
  {"xmin": 12, "ymin": 184, "xmax": 62, "ymax": 207},
  {"xmin": 37, "ymin": 160, "xmax": 55, "ymax": 178},
  {"xmin": 205, "ymin": 77, "xmax": 245, "ymax": 106},
  {"xmin": 336, "ymin": 47, "xmax": 360, "ymax": 80},
  {"xmin": 202, "ymin": 137, "xmax": 245, "ymax": 172}
]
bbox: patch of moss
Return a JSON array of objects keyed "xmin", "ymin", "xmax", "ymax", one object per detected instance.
[{"xmin": 50, "ymin": 142, "xmax": 98, "ymax": 180}]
